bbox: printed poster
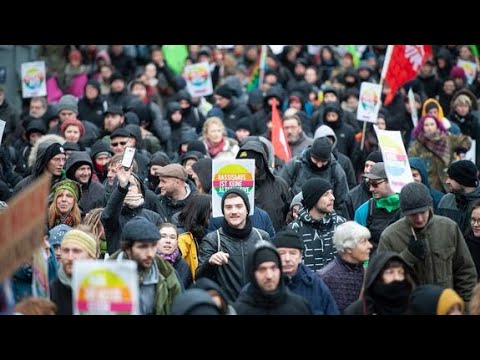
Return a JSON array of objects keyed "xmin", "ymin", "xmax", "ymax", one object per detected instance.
[
  {"xmin": 212, "ymin": 159, "xmax": 255, "ymax": 217},
  {"xmin": 184, "ymin": 62, "xmax": 213, "ymax": 97},
  {"xmin": 73, "ymin": 260, "xmax": 139, "ymax": 315},
  {"xmin": 21, "ymin": 61, "xmax": 47, "ymax": 98},
  {"xmin": 457, "ymin": 59, "xmax": 477, "ymax": 85}
]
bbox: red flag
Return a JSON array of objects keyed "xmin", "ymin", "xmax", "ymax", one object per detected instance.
[
  {"xmin": 271, "ymin": 99, "xmax": 291, "ymax": 162},
  {"xmin": 383, "ymin": 45, "xmax": 432, "ymax": 105}
]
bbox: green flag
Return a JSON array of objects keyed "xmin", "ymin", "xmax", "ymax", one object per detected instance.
[
  {"xmin": 346, "ymin": 45, "xmax": 360, "ymax": 68},
  {"xmin": 162, "ymin": 45, "xmax": 189, "ymax": 75},
  {"xmin": 470, "ymin": 45, "xmax": 479, "ymax": 58}
]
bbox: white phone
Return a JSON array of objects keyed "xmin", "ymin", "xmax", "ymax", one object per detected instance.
[{"xmin": 121, "ymin": 146, "xmax": 136, "ymax": 169}]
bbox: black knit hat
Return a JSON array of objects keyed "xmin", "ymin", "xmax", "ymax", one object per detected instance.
[
  {"xmin": 447, "ymin": 160, "xmax": 479, "ymax": 187},
  {"xmin": 310, "ymin": 137, "xmax": 333, "ymax": 161},
  {"xmin": 302, "ymin": 178, "xmax": 333, "ymax": 210},
  {"xmin": 215, "ymin": 84, "xmax": 234, "ymax": 99},
  {"xmin": 253, "ymin": 247, "xmax": 280, "ymax": 270},
  {"xmin": 366, "ymin": 150, "xmax": 383, "ymax": 164},
  {"xmin": 221, "ymin": 188, "xmax": 250, "ymax": 214},
  {"xmin": 121, "ymin": 216, "xmax": 159, "ymax": 243},
  {"xmin": 400, "ymin": 182, "xmax": 433, "ymax": 215},
  {"xmin": 273, "ymin": 230, "xmax": 304, "ymax": 251},
  {"xmin": 187, "ymin": 140, "xmax": 207, "ymax": 155}
]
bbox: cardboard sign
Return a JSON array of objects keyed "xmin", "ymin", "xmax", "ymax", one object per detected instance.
[{"xmin": 0, "ymin": 173, "xmax": 51, "ymax": 282}]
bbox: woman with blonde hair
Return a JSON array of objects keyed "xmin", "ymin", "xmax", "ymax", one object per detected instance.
[
  {"xmin": 201, "ymin": 117, "xmax": 239, "ymax": 159},
  {"xmin": 48, "ymin": 179, "xmax": 82, "ymax": 229}
]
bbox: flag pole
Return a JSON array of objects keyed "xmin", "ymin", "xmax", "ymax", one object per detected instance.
[
  {"xmin": 360, "ymin": 45, "xmax": 392, "ymax": 151},
  {"xmin": 259, "ymin": 45, "xmax": 268, "ymax": 89}
]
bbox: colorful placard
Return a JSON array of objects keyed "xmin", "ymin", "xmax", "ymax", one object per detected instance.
[
  {"xmin": 184, "ymin": 62, "xmax": 213, "ymax": 97},
  {"xmin": 357, "ymin": 82, "xmax": 382, "ymax": 123},
  {"xmin": 457, "ymin": 59, "xmax": 477, "ymax": 85},
  {"xmin": 21, "ymin": 61, "xmax": 46, "ymax": 98},
  {"xmin": 212, "ymin": 159, "xmax": 255, "ymax": 217},
  {"xmin": 375, "ymin": 126, "xmax": 414, "ymax": 193},
  {"xmin": 73, "ymin": 260, "xmax": 139, "ymax": 315}
]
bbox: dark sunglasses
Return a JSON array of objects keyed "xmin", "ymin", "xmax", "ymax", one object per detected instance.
[
  {"xmin": 111, "ymin": 141, "xmax": 128, "ymax": 147},
  {"xmin": 369, "ymin": 179, "xmax": 387, "ymax": 188}
]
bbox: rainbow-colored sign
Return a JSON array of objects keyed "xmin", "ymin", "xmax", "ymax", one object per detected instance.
[
  {"xmin": 73, "ymin": 260, "xmax": 138, "ymax": 315},
  {"xmin": 212, "ymin": 159, "xmax": 255, "ymax": 217},
  {"xmin": 185, "ymin": 62, "xmax": 213, "ymax": 97},
  {"xmin": 21, "ymin": 61, "xmax": 46, "ymax": 98},
  {"xmin": 357, "ymin": 82, "xmax": 382, "ymax": 123}
]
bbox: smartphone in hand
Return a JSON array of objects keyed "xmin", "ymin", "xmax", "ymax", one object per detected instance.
[{"xmin": 121, "ymin": 146, "xmax": 136, "ymax": 170}]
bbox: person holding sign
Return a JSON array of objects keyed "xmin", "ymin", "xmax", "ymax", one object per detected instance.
[{"xmin": 197, "ymin": 188, "xmax": 270, "ymax": 303}]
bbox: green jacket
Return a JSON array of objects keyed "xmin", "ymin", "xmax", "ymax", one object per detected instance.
[
  {"xmin": 109, "ymin": 250, "xmax": 182, "ymax": 315},
  {"xmin": 378, "ymin": 213, "xmax": 477, "ymax": 301}
]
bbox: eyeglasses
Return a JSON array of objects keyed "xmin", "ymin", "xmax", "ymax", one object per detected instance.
[
  {"xmin": 111, "ymin": 141, "xmax": 128, "ymax": 147},
  {"xmin": 471, "ymin": 218, "xmax": 480, "ymax": 226},
  {"xmin": 369, "ymin": 180, "xmax": 387, "ymax": 188}
]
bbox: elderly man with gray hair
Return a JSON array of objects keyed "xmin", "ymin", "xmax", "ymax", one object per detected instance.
[{"xmin": 318, "ymin": 221, "xmax": 373, "ymax": 313}]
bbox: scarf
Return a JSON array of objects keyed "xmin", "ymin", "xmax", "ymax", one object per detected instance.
[
  {"xmin": 418, "ymin": 131, "xmax": 450, "ymax": 165},
  {"xmin": 124, "ymin": 193, "xmax": 145, "ymax": 209},
  {"xmin": 158, "ymin": 248, "xmax": 180, "ymax": 265},
  {"xmin": 375, "ymin": 194, "xmax": 400, "ymax": 212},
  {"xmin": 58, "ymin": 263, "xmax": 72, "ymax": 288},
  {"xmin": 222, "ymin": 217, "xmax": 253, "ymax": 239},
  {"xmin": 56, "ymin": 212, "xmax": 76, "ymax": 227},
  {"xmin": 207, "ymin": 137, "xmax": 226, "ymax": 158},
  {"xmin": 370, "ymin": 280, "xmax": 411, "ymax": 315}
]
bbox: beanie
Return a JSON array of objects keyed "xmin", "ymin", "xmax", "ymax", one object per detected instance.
[
  {"xmin": 302, "ymin": 178, "xmax": 333, "ymax": 210},
  {"xmin": 400, "ymin": 182, "xmax": 432, "ymax": 216},
  {"xmin": 290, "ymin": 191, "xmax": 303, "ymax": 210},
  {"xmin": 51, "ymin": 179, "xmax": 82, "ymax": 202},
  {"xmin": 221, "ymin": 188, "xmax": 250, "ymax": 215},
  {"xmin": 187, "ymin": 140, "xmax": 207, "ymax": 155},
  {"xmin": 253, "ymin": 247, "xmax": 280, "ymax": 270},
  {"xmin": 149, "ymin": 151, "xmax": 171, "ymax": 167},
  {"xmin": 121, "ymin": 216, "xmax": 159, "ymax": 243},
  {"xmin": 48, "ymin": 224, "xmax": 72, "ymax": 246},
  {"xmin": 273, "ymin": 230, "xmax": 304, "ymax": 251},
  {"xmin": 60, "ymin": 118, "xmax": 85, "ymax": 137},
  {"xmin": 447, "ymin": 160, "xmax": 479, "ymax": 187},
  {"xmin": 437, "ymin": 288, "xmax": 464, "ymax": 315},
  {"xmin": 365, "ymin": 150, "xmax": 383, "ymax": 164},
  {"xmin": 62, "ymin": 229, "xmax": 97, "ymax": 259},
  {"xmin": 57, "ymin": 95, "xmax": 78, "ymax": 115},
  {"xmin": 215, "ymin": 84, "xmax": 234, "ymax": 99},
  {"xmin": 43, "ymin": 142, "xmax": 65, "ymax": 162},
  {"xmin": 310, "ymin": 137, "xmax": 333, "ymax": 161}
]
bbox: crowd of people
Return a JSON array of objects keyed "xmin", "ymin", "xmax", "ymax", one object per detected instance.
[{"xmin": 2, "ymin": 44, "xmax": 480, "ymax": 315}]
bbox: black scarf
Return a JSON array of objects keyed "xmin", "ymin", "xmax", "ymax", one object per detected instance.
[
  {"xmin": 370, "ymin": 280, "xmax": 411, "ymax": 315},
  {"xmin": 222, "ymin": 217, "xmax": 252, "ymax": 239}
]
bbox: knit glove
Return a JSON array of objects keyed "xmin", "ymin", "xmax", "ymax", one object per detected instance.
[{"xmin": 408, "ymin": 235, "xmax": 425, "ymax": 260}]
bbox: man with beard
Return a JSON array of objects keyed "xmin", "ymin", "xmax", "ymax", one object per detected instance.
[
  {"xmin": 109, "ymin": 216, "xmax": 181, "ymax": 315},
  {"xmin": 288, "ymin": 178, "xmax": 346, "ymax": 271},
  {"xmin": 378, "ymin": 182, "xmax": 477, "ymax": 302},
  {"xmin": 233, "ymin": 240, "xmax": 312, "ymax": 315},
  {"xmin": 197, "ymin": 189, "xmax": 270, "ymax": 303}
]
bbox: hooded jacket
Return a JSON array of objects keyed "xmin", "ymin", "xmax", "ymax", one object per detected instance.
[
  {"xmin": 314, "ymin": 125, "xmax": 357, "ymax": 189},
  {"xmin": 237, "ymin": 140, "xmax": 292, "ymax": 231},
  {"xmin": 65, "ymin": 151, "xmax": 105, "ymax": 213},
  {"xmin": 344, "ymin": 252, "xmax": 416, "ymax": 315},
  {"xmin": 408, "ymin": 157, "xmax": 444, "ymax": 210}
]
